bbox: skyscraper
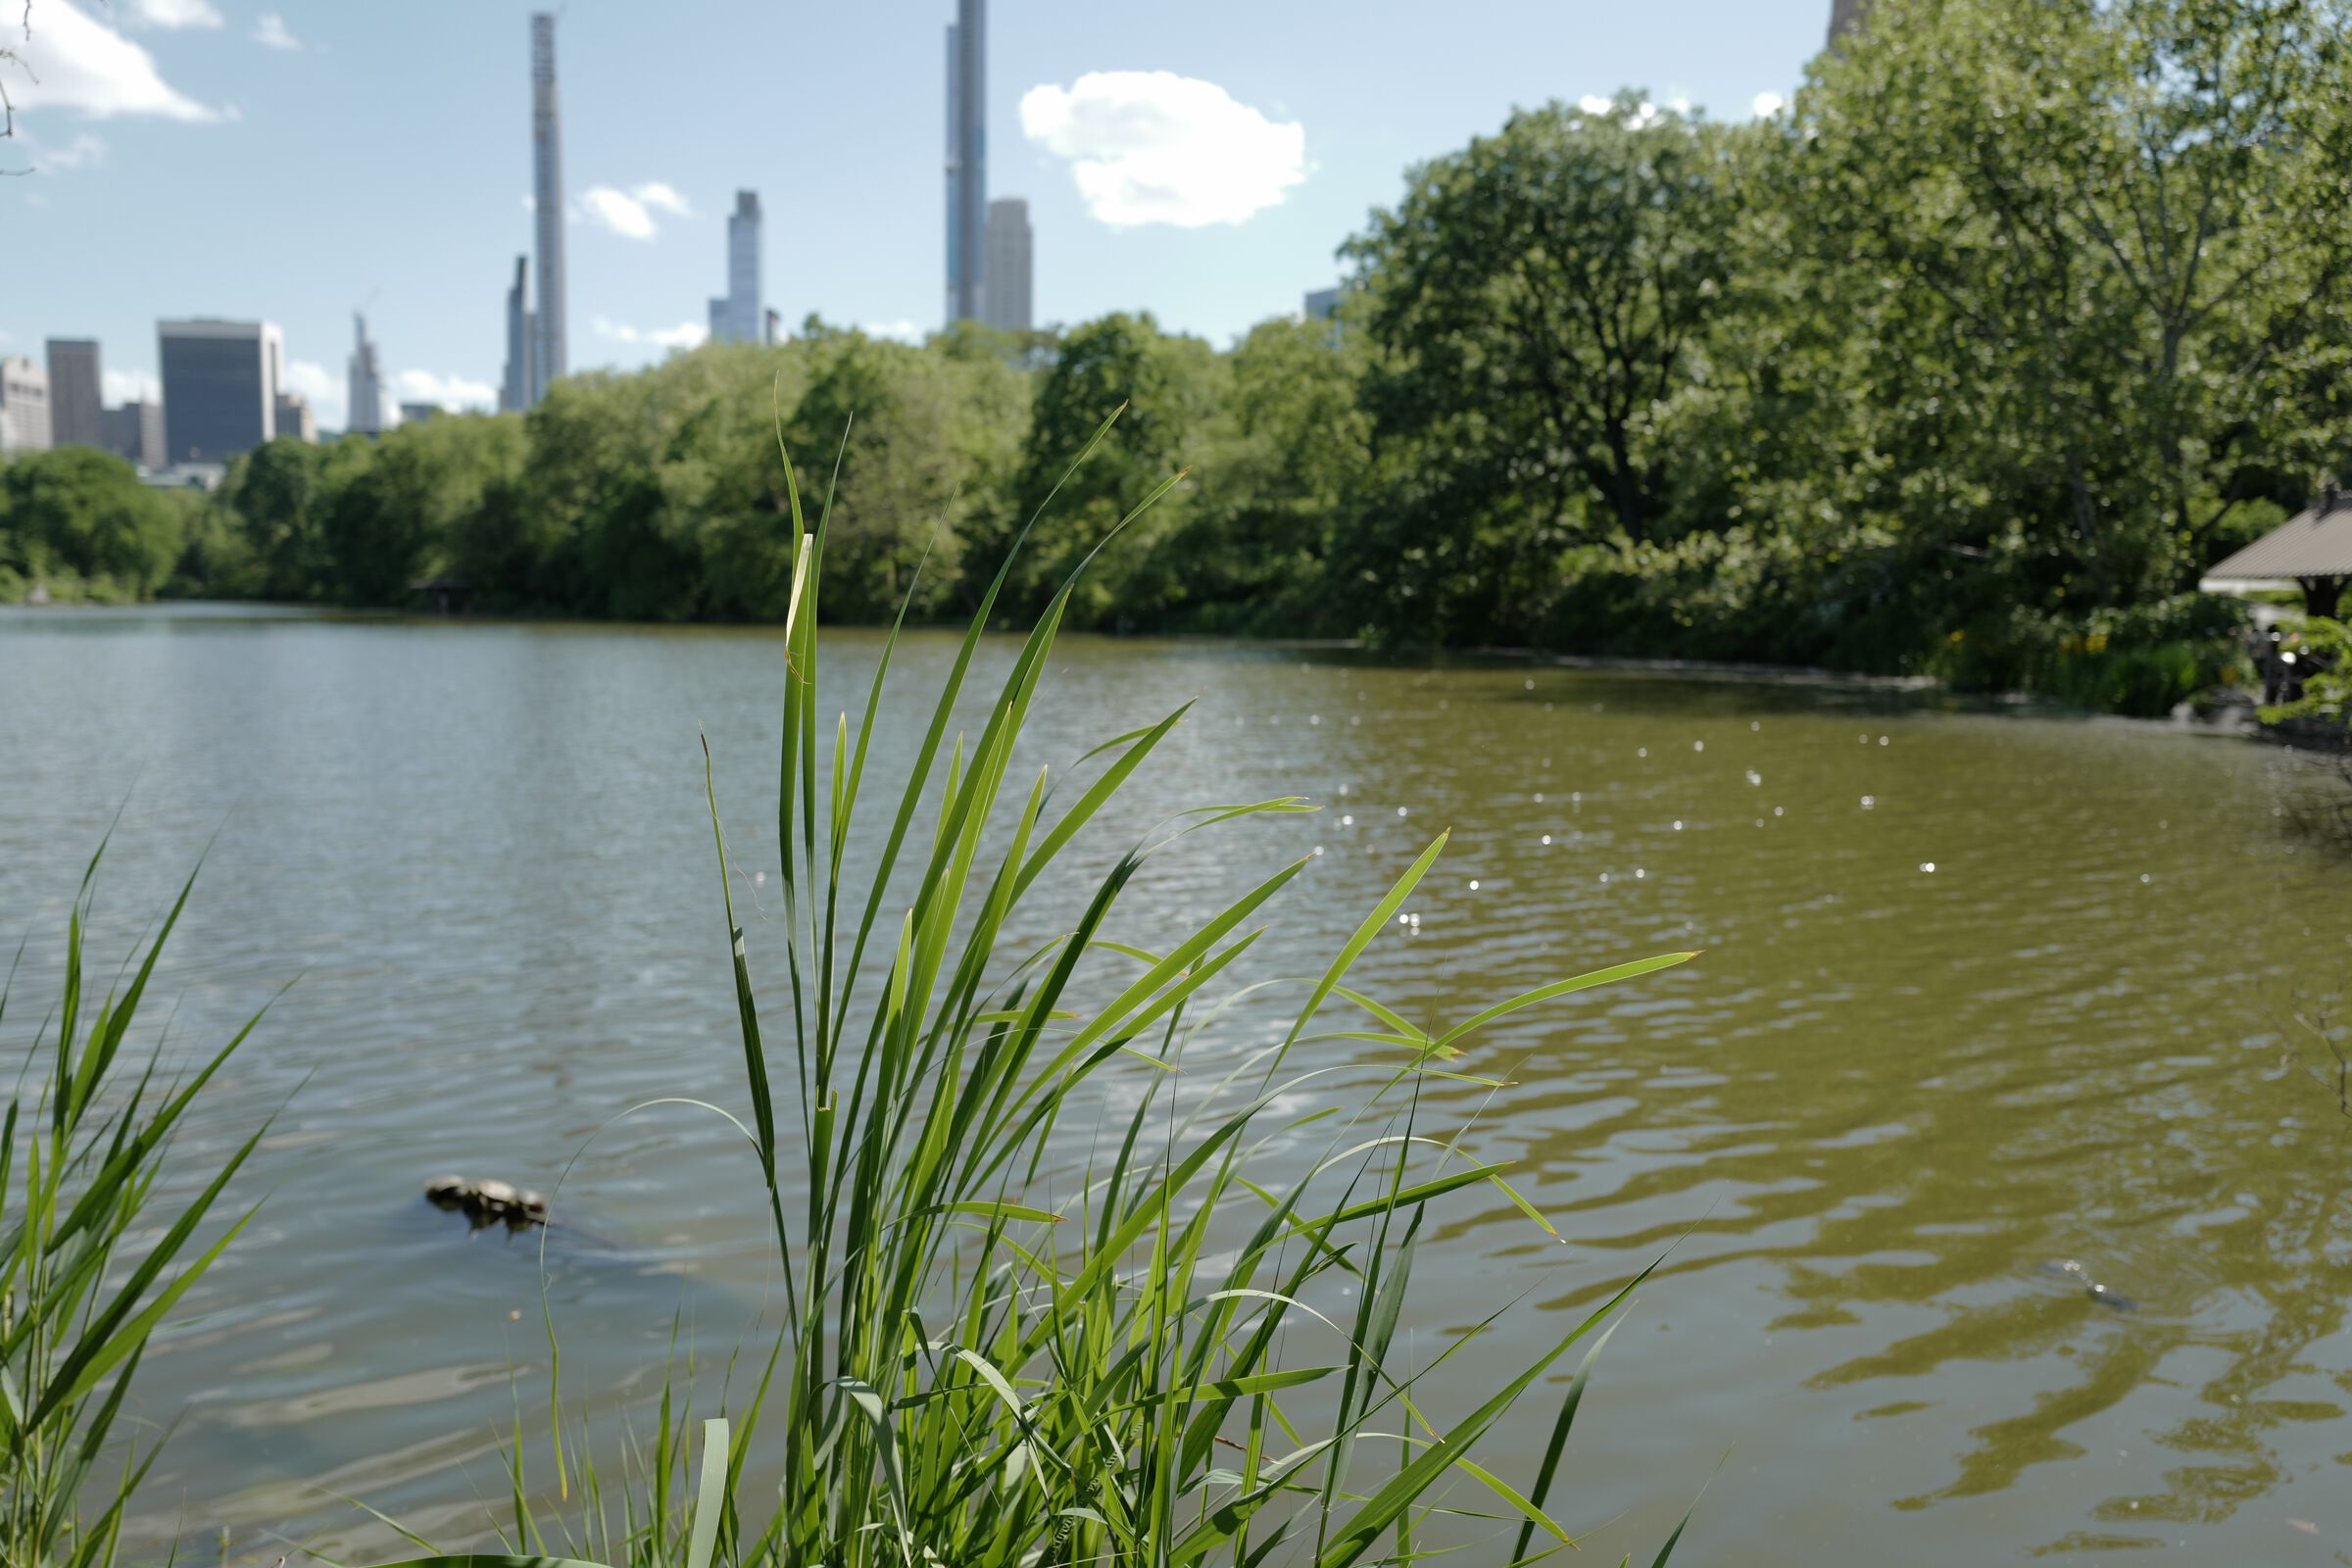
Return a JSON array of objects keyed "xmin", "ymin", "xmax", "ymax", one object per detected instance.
[
  {"xmin": 1303, "ymin": 286, "xmax": 1342, "ymax": 322},
  {"xmin": 981, "ymin": 198, "xmax": 1032, "ymax": 334},
  {"xmin": 1828, "ymin": 0, "xmax": 1867, "ymax": 43},
  {"xmin": 707, "ymin": 190, "xmax": 763, "ymax": 345},
  {"xmin": 0, "ymin": 357, "xmax": 52, "ymax": 456},
  {"xmin": 348, "ymin": 313, "xmax": 385, "ymax": 435},
  {"xmin": 944, "ymin": 0, "xmax": 986, "ymax": 326},
  {"xmin": 274, "ymin": 392, "xmax": 318, "ymax": 444},
  {"xmin": 531, "ymin": 13, "xmax": 567, "ymax": 402},
  {"xmin": 44, "ymin": 339, "xmax": 102, "ymax": 449},
  {"xmin": 158, "ymin": 318, "xmax": 280, "ymax": 464},
  {"xmin": 100, "ymin": 402, "xmax": 164, "ymax": 470},
  {"xmin": 501, "ymin": 254, "xmax": 535, "ymax": 413}
]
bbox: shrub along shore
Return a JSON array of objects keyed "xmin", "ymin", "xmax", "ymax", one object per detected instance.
[{"xmin": 7, "ymin": 0, "xmax": 2347, "ymax": 718}]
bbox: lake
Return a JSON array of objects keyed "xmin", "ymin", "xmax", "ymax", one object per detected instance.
[{"xmin": 2, "ymin": 604, "xmax": 2348, "ymax": 1565}]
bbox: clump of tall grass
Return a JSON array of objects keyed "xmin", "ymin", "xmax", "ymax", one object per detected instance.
[
  {"xmin": 1, "ymin": 843, "xmax": 276, "ymax": 1568},
  {"xmin": 396, "ymin": 412, "xmax": 1700, "ymax": 1567}
]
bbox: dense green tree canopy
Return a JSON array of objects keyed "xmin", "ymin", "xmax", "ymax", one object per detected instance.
[{"xmin": 6, "ymin": 0, "xmax": 2345, "ymax": 718}]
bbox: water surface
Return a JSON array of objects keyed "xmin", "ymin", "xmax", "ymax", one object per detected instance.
[{"xmin": 2, "ymin": 604, "xmax": 2348, "ymax": 1565}]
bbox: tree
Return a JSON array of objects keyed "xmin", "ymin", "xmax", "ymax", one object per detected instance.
[
  {"xmin": 1788, "ymin": 0, "xmax": 2352, "ymax": 610},
  {"xmin": 0, "ymin": 447, "xmax": 184, "ymax": 599},
  {"xmin": 1339, "ymin": 96, "xmax": 1742, "ymax": 641}
]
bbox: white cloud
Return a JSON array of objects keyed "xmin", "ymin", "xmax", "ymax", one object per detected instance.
[
  {"xmin": 862, "ymin": 319, "xmax": 923, "ymax": 344},
  {"xmin": 393, "ymin": 368, "xmax": 495, "ymax": 413},
  {"xmin": 253, "ymin": 14, "xmax": 300, "ymax": 51},
  {"xmin": 1020, "ymin": 71, "xmax": 1305, "ymax": 228},
  {"xmin": 102, "ymin": 368, "xmax": 161, "ymax": 404},
  {"xmin": 131, "ymin": 0, "xmax": 222, "ymax": 28},
  {"xmin": 1752, "ymin": 91, "xmax": 1787, "ymax": 118},
  {"xmin": 282, "ymin": 360, "xmax": 347, "ymax": 428},
  {"xmin": 1577, "ymin": 94, "xmax": 1613, "ymax": 116},
  {"xmin": 592, "ymin": 315, "xmax": 708, "ymax": 350},
  {"xmin": 578, "ymin": 186, "xmax": 656, "ymax": 239},
  {"xmin": 576, "ymin": 181, "xmax": 691, "ymax": 239},
  {"xmin": 15, "ymin": 1, "xmax": 223, "ymax": 121}
]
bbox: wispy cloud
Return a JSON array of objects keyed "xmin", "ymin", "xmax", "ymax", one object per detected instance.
[
  {"xmin": 592, "ymin": 316, "xmax": 709, "ymax": 350},
  {"xmin": 130, "ymin": 0, "xmax": 222, "ymax": 28},
  {"xmin": 393, "ymin": 369, "xmax": 495, "ymax": 413},
  {"xmin": 1020, "ymin": 71, "xmax": 1306, "ymax": 228},
  {"xmin": 577, "ymin": 181, "xmax": 692, "ymax": 240},
  {"xmin": 17, "ymin": 1, "xmax": 223, "ymax": 122},
  {"xmin": 283, "ymin": 360, "xmax": 346, "ymax": 428},
  {"xmin": 24, "ymin": 131, "xmax": 109, "ymax": 171},
  {"xmin": 253, "ymin": 14, "xmax": 301, "ymax": 51},
  {"xmin": 1752, "ymin": 90, "xmax": 1787, "ymax": 118},
  {"xmin": 103, "ymin": 368, "xmax": 161, "ymax": 404}
]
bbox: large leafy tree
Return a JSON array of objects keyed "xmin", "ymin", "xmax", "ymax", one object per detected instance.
[
  {"xmin": 1340, "ymin": 96, "xmax": 1742, "ymax": 640},
  {"xmin": 1788, "ymin": 0, "xmax": 2352, "ymax": 608}
]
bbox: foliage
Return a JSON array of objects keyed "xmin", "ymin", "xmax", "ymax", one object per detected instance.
[
  {"xmin": 13, "ymin": 0, "xmax": 2346, "ymax": 714},
  {"xmin": 0, "ymin": 449, "xmax": 186, "ymax": 603},
  {"xmin": 377, "ymin": 418, "xmax": 1701, "ymax": 1567},
  {"xmin": 0, "ymin": 848, "xmax": 274, "ymax": 1567}
]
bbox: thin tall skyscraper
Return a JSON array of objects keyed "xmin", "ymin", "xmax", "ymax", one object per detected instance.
[
  {"xmin": 348, "ymin": 313, "xmax": 384, "ymax": 435},
  {"xmin": 944, "ymin": 0, "xmax": 986, "ymax": 326},
  {"xmin": 530, "ymin": 13, "xmax": 567, "ymax": 402},
  {"xmin": 501, "ymin": 255, "xmax": 535, "ymax": 413},
  {"xmin": 44, "ymin": 339, "xmax": 102, "ymax": 449},
  {"xmin": 1828, "ymin": 0, "xmax": 1868, "ymax": 43},
  {"xmin": 981, "ymin": 198, "xmax": 1032, "ymax": 334},
  {"xmin": 708, "ymin": 191, "xmax": 763, "ymax": 344}
]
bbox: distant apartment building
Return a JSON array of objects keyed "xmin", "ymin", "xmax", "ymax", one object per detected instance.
[
  {"xmin": 44, "ymin": 339, "xmax": 103, "ymax": 449},
  {"xmin": 348, "ymin": 313, "xmax": 386, "ymax": 435},
  {"xmin": 274, "ymin": 392, "xmax": 318, "ymax": 444},
  {"xmin": 399, "ymin": 402, "xmax": 442, "ymax": 425},
  {"xmin": 707, "ymin": 190, "xmax": 765, "ymax": 345},
  {"xmin": 501, "ymin": 254, "xmax": 535, "ymax": 412},
  {"xmin": 1303, "ymin": 286, "xmax": 1343, "ymax": 322},
  {"xmin": 102, "ymin": 402, "xmax": 165, "ymax": 470},
  {"xmin": 0, "ymin": 356, "xmax": 52, "ymax": 456},
  {"xmin": 159, "ymin": 318, "xmax": 281, "ymax": 465},
  {"xmin": 981, "ymin": 197, "xmax": 1033, "ymax": 334}
]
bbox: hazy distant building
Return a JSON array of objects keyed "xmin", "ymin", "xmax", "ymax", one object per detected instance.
[
  {"xmin": 501, "ymin": 254, "xmax": 535, "ymax": 413},
  {"xmin": 981, "ymin": 198, "xmax": 1032, "ymax": 334},
  {"xmin": 273, "ymin": 392, "xmax": 318, "ymax": 444},
  {"xmin": 44, "ymin": 339, "xmax": 102, "ymax": 449},
  {"xmin": 764, "ymin": 307, "xmax": 782, "ymax": 346},
  {"xmin": 530, "ymin": 13, "xmax": 568, "ymax": 401},
  {"xmin": 707, "ymin": 190, "xmax": 764, "ymax": 345},
  {"xmin": 1303, "ymin": 286, "xmax": 1342, "ymax": 322},
  {"xmin": 944, "ymin": 0, "xmax": 986, "ymax": 325},
  {"xmin": 159, "ymin": 318, "xmax": 280, "ymax": 465},
  {"xmin": 101, "ymin": 401, "xmax": 165, "ymax": 470},
  {"xmin": 398, "ymin": 402, "xmax": 442, "ymax": 425},
  {"xmin": 348, "ymin": 313, "xmax": 385, "ymax": 435},
  {"xmin": 0, "ymin": 356, "xmax": 52, "ymax": 456},
  {"xmin": 1828, "ymin": 0, "xmax": 1868, "ymax": 43}
]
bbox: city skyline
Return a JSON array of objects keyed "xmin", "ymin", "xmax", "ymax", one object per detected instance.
[{"xmin": 5, "ymin": 2, "xmax": 1829, "ymax": 427}]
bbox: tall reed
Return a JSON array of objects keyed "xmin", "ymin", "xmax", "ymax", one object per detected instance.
[
  {"xmin": 1, "ymin": 842, "xmax": 277, "ymax": 1568},
  {"xmin": 397, "ymin": 412, "xmax": 1701, "ymax": 1568}
]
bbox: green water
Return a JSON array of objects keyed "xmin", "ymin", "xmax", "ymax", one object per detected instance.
[{"xmin": 1, "ymin": 605, "xmax": 2347, "ymax": 1564}]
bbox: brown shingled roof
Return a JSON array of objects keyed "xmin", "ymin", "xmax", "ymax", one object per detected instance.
[{"xmin": 2206, "ymin": 489, "xmax": 2352, "ymax": 582}]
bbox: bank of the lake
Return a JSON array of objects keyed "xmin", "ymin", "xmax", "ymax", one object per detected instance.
[{"xmin": 2, "ymin": 602, "xmax": 2348, "ymax": 1565}]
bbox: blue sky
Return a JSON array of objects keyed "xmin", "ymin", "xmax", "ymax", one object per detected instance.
[{"xmin": 5, "ymin": 0, "xmax": 1829, "ymax": 428}]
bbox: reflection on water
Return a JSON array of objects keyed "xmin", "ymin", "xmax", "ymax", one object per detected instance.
[{"xmin": 2, "ymin": 604, "xmax": 2349, "ymax": 1565}]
